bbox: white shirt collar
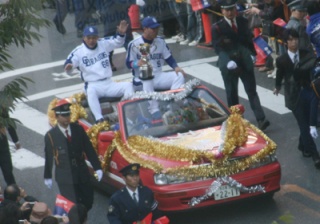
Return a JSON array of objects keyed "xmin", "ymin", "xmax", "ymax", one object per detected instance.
[
  {"xmin": 57, "ymin": 124, "xmax": 71, "ymax": 137},
  {"xmin": 224, "ymin": 17, "xmax": 237, "ymax": 27},
  {"xmin": 288, "ymin": 50, "xmax": 299, "ymax": 63},
  {"xmin": 126, "ymin": 187, "xmax": 139, "ymax": 198}
]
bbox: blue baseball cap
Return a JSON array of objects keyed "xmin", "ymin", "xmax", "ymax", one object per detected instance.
[
  {"xmin": 141, "ymin": 16, "xmax": 160, "ymax": 29},
  {"xmin": 83, "ymin": 26, "xmax": 98, "ymax": 37}
]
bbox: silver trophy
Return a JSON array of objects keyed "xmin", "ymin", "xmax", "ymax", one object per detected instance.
[{"xmin": 138, "ymin": 43, "xmax": 154, "ymax": 80}]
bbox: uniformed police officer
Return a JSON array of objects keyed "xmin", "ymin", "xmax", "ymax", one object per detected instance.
[
  {"xmin": 107, "ymin": 163, "xmax": 161, "ymax": 224},
  {"xmin": 211, "ymin": 0, "xmax": 270, "ymax": 130},
  {"xmin": 43, "ymin": 99, "xmax": 103, "ymax": 211},
  {"xmin": 286, "ymin": 0, "xmax": 313, "ymax": 52}
]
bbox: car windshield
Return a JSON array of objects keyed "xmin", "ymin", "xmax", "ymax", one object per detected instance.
[{"xmin": 123, "ymin": 88, "xmax": 229, "ymax": 138}]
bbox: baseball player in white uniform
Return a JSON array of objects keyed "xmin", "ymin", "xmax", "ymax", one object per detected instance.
[
  {"xmin": 64, "ymin": 21, "xmax": 133, "ymax": 123},
  {"xmin": 126, "ymin": 16, "xmax": 186, "ymax": 117},
  {"xmin": 126, "ymin": 16, "xmax": 186, "ymax": 93}
]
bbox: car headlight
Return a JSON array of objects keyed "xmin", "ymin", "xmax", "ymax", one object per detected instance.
[
  {"xmin": 248, "ymin": 153, "xmax": 278, "ymax": 169},
  {"xmin": 154, "ymin": 173, "xmax": 188, "ymax": 185},
  {"xmin": 154, "ymin": 173, "xmax": 208, "ymax": 185}
]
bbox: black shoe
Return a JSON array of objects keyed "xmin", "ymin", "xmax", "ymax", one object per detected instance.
[
  {"xmin": 312, "ymin": 153, "xmax": 320, "ymax": 169},
  {"xmin": 53, "ymin": 19, "xmax": 66, "ymax": 35},
  {"xmin": 198, "ymin": 42, "xmax": 213, "ymax": 48},
  {"xmin": 111, "ymin": 65, "xmax": 117, "ymax": 72},
  {"xmin": 302, "ymin": 151, "xmax": 312, "ymax": 158},
  {"xmin": 258, "ymin": 119, "xmax": 270, "ymax": 131}
]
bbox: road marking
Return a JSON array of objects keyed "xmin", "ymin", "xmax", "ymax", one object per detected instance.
[
  {"xmin": 277, "ymin": 184, "xmax": 320, "ymax": 218},
  {"xmin": 25, "ymin": 56, "xmax": 219, "ymax": 102},
  {"xmin": 10, "ymin": 102, "xmax": 52, "ymax": 136},
  {"xmin": 0, "ymin": 38, "xmax": 176, "ymax": 81},
  {"xmin": 9, "ymin": 142, "xmax": 44, "ymax": 170},
  {"xmin": 184, "ymin": 63, "xmax": 291, "ymax": 115},
  {"xmin": 52, "ymin": 71, "xmax": 80, "ymax": 81}
]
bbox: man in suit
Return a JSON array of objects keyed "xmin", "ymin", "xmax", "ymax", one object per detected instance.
[
  {"xmin": 211, "ymin": 0, "xmax": 270, "ymax": 131},
  {"xmin": 107, "ymin": 163, "xmax": 161, "ymax": 224},
  {"xmin": 43, "ymin": 99, "xmax": 103, "ymax": 210},
  {"xmin": 273, "ymin": 28, "xmax": 320, "ymax": 168}
]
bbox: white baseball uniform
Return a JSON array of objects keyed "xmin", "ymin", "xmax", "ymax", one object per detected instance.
[
  {"xmin": 126, "ymin": 35, "xmax": 185, "ymax": 92},
  {"xmin": 65, "ymin": 35, "xmax": 133, "ymax": 121}
]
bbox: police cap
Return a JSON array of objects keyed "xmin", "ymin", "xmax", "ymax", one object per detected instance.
[
  {"xmin": 286, "ymin": 0, "xmax": 306, "ymax": 11},
  {"xmin": 120, "ymin": 163, "xmax": 140, "ymax": 176},
  {"xmin": 52, "ymin": 99, "xmax": 71, "ymax": 115},
  {"xmin": 219, "ymin": 0, "xmax": 237, "ymax": 9}
]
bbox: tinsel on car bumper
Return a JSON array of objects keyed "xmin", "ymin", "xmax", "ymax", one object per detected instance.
[{"xmin": 189, "ymin": 176, "xmax": 265, "ymax": 207}]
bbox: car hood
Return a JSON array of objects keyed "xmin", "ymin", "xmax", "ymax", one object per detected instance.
[{"xmin": 136, "ymin": 126, "xmax": 271, "ymax": 169}]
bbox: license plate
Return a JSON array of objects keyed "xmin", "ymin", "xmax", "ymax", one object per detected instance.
[{"xmin": 214, "ymin": 185, "xmax": 240, "ymax": 200}]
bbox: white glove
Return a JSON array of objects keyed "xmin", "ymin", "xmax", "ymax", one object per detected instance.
[
  {"xmin": 136, "ymin": 0, "xmax": 145, "ymax": 6},
  {"xmin": 44, "ymin": 179, "xmax": 52, "ymax": 189},
  {"xmin": 227, "ymin": 60, "xmax": 237, "ymax": 70},
  {"xmin": 95, "ymin": 169, "xmax": 103, "ymax": 182},
  {"xmin": 310, "ymin": 126, "xmax": 318, "ymax": 139},
  {"xmin": 251, "ymin": 55, "xmax": 256, "ymax": 64}
]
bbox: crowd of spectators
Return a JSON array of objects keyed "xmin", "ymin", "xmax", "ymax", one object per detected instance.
[{"xmin": 0, "ymin": 184, "xmax": 87, "ymax": 224}]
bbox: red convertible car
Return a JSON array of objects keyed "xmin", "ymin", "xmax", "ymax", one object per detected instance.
[{"xmin": 47, "ymin": 80, "xmax": 281, "ymax": 212}]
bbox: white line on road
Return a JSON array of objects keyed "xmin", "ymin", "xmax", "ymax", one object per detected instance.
[
  {"xmin": 0, "ymin": 37, "xmax": 177, "ymax": 81},
  {"xmin": 24, "ymin": 56, "xmax": 219, "ymax": 102},
  {"xmin": 9, "ymin": 142, "xmax": 44, "ymax": 170},
  {"xmin": 11, "ymin": 102, "xmax": 52, "ymax": 136},
  {"xmin": 185, "ymin": 63, "xmax": 291, "ymax": 115}
]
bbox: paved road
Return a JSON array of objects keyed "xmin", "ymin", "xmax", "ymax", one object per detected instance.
[{"xmin": 1, "ymin": 7, "xmax": 320, "ymax": 224}]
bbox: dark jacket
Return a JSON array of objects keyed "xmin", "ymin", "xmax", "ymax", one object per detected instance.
[
  {"xmin": 44, "ymin": 122, "xmax": 101, "ymax": 184},
  {"xmin": 212, "ymin": 16, "xmax": 256, "ymax": 55},
  {"xmin": 275, "ymin": 49, "xmax": 316, "ymax": 110},
  {"xmin": 107, "ymin": 185, "xmax": 161, "ymax": 224},
  {"xmin": 212, "ymin": 16, "xmax": 256, "ymax": 74}
]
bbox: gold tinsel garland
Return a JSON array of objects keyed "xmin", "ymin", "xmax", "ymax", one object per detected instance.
[
  {"xmin": 47, "ymin": 98, "xmax": 59, "ymax": 126},
  {"xmin": 86, "ymin": 121, "xmax": 110, "ymax": 153},
  {"xmin": 106, "ymin": 131, "xmax": 164, "ymax": 173},
  {"xmin": 102, "ymin": 107, "xmax": 276, "ymax": 178},
  {"xmin": 70, "ymin": 93, "xmax": 88, "ymax": 122},
  {"xmin": 47, "ymin": 93, "xmax": 88, "ymax": 126},
  {"xmin": 219, "ymin": 106, "xmax": 248, "ymax": 159},
  {"xmin": 165, "ymin": 120, "xmax": 276, "ymax": 178},
  {"xmin": 126, "ymin": 136, "xmax": 214, "ymax": 163}
]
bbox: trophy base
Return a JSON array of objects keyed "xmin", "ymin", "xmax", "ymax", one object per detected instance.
[{"xmin": 139, "ymin": 68, "xmax": 154, "ymax": 80}]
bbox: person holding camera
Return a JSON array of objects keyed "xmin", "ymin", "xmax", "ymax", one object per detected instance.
[{"xmin": 0, "ymin": 184, "xmax": 38, "ymax": 222}]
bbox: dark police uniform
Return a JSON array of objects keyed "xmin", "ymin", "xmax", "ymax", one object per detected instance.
[
  {"xmin": 0, "ymin": 131, "xmax": 16, "ymax": 185},
  {"xmin": 107, "ymin": 164, "xmax": 160, "ymax": 224},
  {"xmin": 0, "ymin": 108, "xmax": 18, "ymax": 185},
  {"xmin": 43, "ymin": 101, "xmax": 102, "ymax": 210},
  {"xmin": 211, "ymin": 0, "xmax": 269, "ymax": 130},
  {"xmin": 286, "ymin": 0, "xmax": 313, "ymax": 52}
]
